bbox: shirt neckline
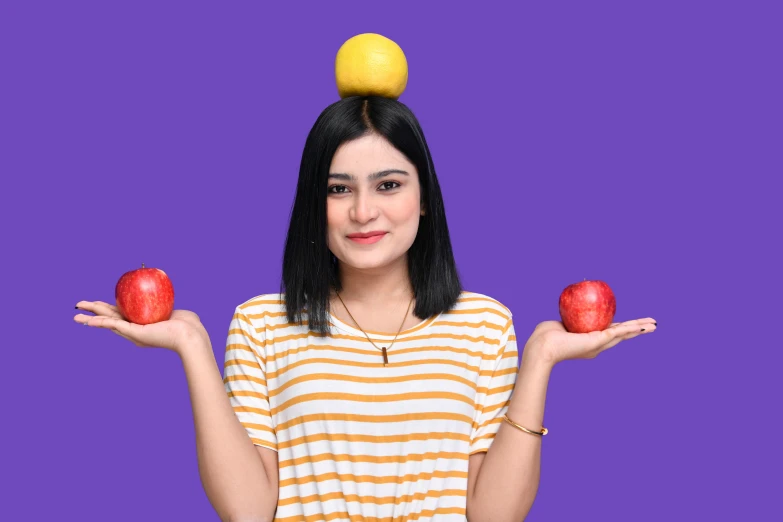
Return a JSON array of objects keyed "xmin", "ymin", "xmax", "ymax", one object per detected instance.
[{"xmin": 327, "ymin": 310, "xmax": 441, "ymax": 339}]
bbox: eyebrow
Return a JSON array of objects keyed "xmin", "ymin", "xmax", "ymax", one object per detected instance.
[{"xmin": 328, "ymin": 169, "xmax": 409, "ymax": 181}]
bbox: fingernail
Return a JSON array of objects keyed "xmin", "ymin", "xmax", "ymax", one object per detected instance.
[{"xmin": 641, "ymin": 328, "xmax": 646, "ymax": 332}]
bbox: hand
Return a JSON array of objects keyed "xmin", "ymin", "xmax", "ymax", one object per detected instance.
[
  {"xmin": 524, "ymin": 318, "xmax": 657, "ymax": 366},
  {"xmin": 74, "ymin": 300, "xmax": 209, "ymax": 354}
]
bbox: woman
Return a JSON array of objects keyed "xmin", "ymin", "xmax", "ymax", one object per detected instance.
[{"xmin": 74, "ymin": 96, "xmax": 656, "ymax": 521}]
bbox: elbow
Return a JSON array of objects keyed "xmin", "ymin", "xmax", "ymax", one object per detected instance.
[
  {"xmin": 225, "ymin": 514, "xmax": 274, "ymax": 522},
  {"xmin": 221, "ymin": 501, "xmax": 276, "ymax": 522},
  {"xmin": 468, "ymin": 495, "xmax": 536, "ymax": 522}
]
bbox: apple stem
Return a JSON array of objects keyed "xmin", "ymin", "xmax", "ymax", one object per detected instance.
[{"xmin": 142, "ymin": 263, "xmax": 145, "ymax": 268}]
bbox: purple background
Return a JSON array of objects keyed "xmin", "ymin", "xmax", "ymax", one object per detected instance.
[{"xmin": 2, "ymin": 1, "xmax": 780, "ymax": 520}]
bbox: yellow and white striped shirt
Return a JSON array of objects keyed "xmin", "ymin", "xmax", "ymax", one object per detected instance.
[{"xmin": 223, "ymin": 291, "xmax": 519, "ymax": 521}]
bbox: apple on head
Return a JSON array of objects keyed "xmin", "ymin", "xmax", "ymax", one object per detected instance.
[
  {"xmin": 115, "ymin": 263, "xmax": 175, "ymax": 325},
  {"xmin": 559, "ymin": 279, "xmax": 616, "ymax": 333}
]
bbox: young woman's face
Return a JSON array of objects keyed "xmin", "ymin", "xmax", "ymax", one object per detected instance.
[{"xmin": 326, "ymin": 134, "xmax": 423, "ymax": 272}]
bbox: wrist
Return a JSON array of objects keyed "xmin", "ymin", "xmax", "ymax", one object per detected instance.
[
  {"xmin": 174, "ymin": 329, "xmax": 213, "ymax": 359},
  {"xmin": 521, "ymin": 341, "xmax": 556, "ymax": 371}
]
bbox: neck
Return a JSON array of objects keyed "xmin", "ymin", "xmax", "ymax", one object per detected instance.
[{"xmin": 334, "ymin": 256, "xmax": 413, "ymax": 305}]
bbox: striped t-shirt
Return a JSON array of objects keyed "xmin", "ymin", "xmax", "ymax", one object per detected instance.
[{"xmin": 223, "ymin": 291, "xmax": 519, "ymax": 521}]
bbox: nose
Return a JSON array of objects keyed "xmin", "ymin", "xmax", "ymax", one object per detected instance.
[{"xmin": 349, "ymin": 191, "xmax": 379, "ymax": 223}]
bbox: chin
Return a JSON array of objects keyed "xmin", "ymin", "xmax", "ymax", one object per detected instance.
[
  {"xmin": 340, "ymin": 255, "xmax": 391, "ymax": 270},
  {"xmin": 335, "ymin": 247, "xmax": 400, "ymax": 271}
]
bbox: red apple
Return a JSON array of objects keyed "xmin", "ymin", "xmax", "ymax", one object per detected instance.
[
  {"xmin": 115, "ymin": 263, "xmax": 175, "ymax": 325},
  {"xmin": 559, "ymin": 279, "xmax": 616, "ymax": 333}
]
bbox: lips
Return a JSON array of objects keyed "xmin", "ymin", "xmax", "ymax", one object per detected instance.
[
  {"xmin": 347, "ymin": 231, "xmax": 387, "ymax": 244},
  {"xmin": 347, "ymin": 231, "xmax": 386, "ymax": 239}
]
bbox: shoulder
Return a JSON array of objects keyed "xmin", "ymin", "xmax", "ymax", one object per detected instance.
[
  {"xmin": 454, "ymin": 290, "xmax": 513, "ymax": 324},
  {"xmin": 457, "ymin": 292, "xmax": 518, "ymax": 360},
  {"xmin": 232, "ymin": 293, "xmax": 287, "ymax": 329},
  {"xmin": 235, "ymin": 292, "xmax": 286, "ymax": 314},
  {"xmin": 233, "ymin": 293, "xmax": 310, "ymax": 337}
]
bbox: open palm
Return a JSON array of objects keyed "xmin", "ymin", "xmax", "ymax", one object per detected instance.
[
  {"xmin": 74, "ymin": 300, "xmax": 208, "ymax": 352},
  {"xmin": 527, "ymin": 318, "xmax": 657, "ymax": 365}
]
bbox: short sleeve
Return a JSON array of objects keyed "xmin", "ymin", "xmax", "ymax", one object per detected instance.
[
  {"xmin": 469, "ymin": 316, "xmax": 519, "ymax": 454},
  {"xmin": 223, "ymin": 306, "xmax": 278, "ymax": 452}
]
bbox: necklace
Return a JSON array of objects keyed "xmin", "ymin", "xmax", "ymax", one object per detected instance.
[{"xmin": 334, "ymin": 291, "xmax": 414, "ymax": 366}]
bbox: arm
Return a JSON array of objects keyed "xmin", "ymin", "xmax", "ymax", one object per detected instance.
[
  {"xmin": 73, "ymin": 301, "xmax": 278, "ymax": 521},
  {"xmin": 467, "ymin": 316, "xmax": 653, "ymax": 521},
  {"xmin": 466, "ymin": 344, "xmax": 552, "ymax": 522},
  {"xmin": 179, "ymin": 337, "xmax": 279, "ymax": 522}
]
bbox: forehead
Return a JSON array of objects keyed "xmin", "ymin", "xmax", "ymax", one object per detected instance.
[{"xmin": 330, "ymin": 134, "xmax": 416, "ymax": 176}]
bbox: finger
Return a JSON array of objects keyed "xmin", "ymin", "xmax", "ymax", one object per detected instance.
[
  {"xmin": 600, "ymin": 323, "xmax": 644, "ymax": 343},
  {"xmin": 94, "ymin": 301, "xmax": 121, "ymax": 314},
  {"xmin": 81, "ymin": 314, "xmax": 141, "ymax": 338},
  {"xmin": 609, "ymin": 318, "xmax": 656, "ymax": 328},
  {"xmin": 74, "ymin": 313, "xmax": 94, "ymax": 325},
  {"xmin": 611, "ymin": 320, "xmax": 657, "ymax": 334},
  {"xmin": 75, "ymin": 313, "xmax": 148, "ymax": 346},
  {"xmin": 75, "ymin": 301, "xmax": 123, "ymax": 319},
  {"xmin": 599, "ymin": 322, "xmax": 655, "ymax": 352},
  {"xmin": 615, "ymin": 318, "xmax": 657, "ymax": 327}
]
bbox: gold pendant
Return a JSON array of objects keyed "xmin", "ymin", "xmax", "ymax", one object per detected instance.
[{"xmin": 381, "ymin": 347, "xmax": 388, "ymax": 366}]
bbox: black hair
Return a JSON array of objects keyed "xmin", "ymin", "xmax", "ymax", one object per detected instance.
[{"xmin": 280, "ymin": 96, "xmax": 462, "ymax": 335}]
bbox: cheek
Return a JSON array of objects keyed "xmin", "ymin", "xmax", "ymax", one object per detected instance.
[
  {"xmin": 326, "ymin": 205, "xmax": 342, "ymax": 230},
  {"xmin": 390, "ymin": 197, "xmax": 421, "ymax": 224}
]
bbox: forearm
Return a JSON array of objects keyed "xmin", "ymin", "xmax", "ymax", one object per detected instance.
[
  {"xmin": 178, "ymin": 339, "xmax": 277, "ymax": 521},
  {"xmin": 469, "ymin": 348, "xmax": 553, "ymax": 522}
]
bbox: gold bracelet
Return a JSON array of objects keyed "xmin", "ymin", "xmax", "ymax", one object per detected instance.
[{"xmin": 503, "ymin": 414, "xmax": 548, "ymax": 436}]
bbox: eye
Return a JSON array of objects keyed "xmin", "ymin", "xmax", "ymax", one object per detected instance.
[
  {"xmin": 379, "ymin": 181, "xmax": 401, "ymax": 191},
  {"xmin": 328, "ymin": 185, "xmax": 349, "ymax": 194}
]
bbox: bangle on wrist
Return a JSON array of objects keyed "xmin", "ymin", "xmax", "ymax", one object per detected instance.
[{"xmin": 503, "ymin": 414, "xmax": 548, "ymax": 437}]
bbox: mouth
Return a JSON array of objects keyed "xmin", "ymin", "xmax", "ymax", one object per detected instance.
[{"xmin": 347, "ymin": 231, "xmax": 387, "ymax": 244}]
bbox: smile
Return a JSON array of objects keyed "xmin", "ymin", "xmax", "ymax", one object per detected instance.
[{"xmin": 347, "ymin": 233, "xmax": 387, "ymax": 244}]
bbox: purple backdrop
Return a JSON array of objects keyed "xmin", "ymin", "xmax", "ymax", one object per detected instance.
[{"xmin": 2, "ymin": 0, "xmax": 780, "ymax": 520}]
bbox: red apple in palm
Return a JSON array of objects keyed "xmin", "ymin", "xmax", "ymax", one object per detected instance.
[
  {"xmin": 115, "ymin": 263, "xmax": 175, "ymax": 325},
  {"xmin": 559, "ymin": 279, "xmax": 616, "ymax": 333}
]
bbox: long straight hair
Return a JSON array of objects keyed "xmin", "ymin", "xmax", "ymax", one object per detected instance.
[{"xmin": 280, "ymin": 96, "xmax": 462, "ymax": 335}]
